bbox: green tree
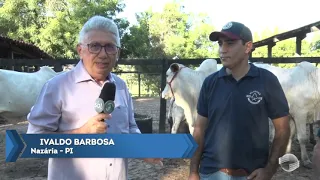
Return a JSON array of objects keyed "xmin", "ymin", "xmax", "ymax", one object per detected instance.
[
  {"xmin": 121, "ymin": 2, "xmax": 217, "ymax": 95},
  {"xmin": 0, "ymin": 0, "xmax": 128, "ymax": 59}
]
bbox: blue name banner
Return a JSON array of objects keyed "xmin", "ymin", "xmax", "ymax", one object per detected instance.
[{"xmin": 5, "ymin": 130, "xmax": 198, "ymax": 162}]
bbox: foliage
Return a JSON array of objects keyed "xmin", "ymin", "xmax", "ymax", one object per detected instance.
[
  {"xmin": 0, "ymin": 0, "xmax": 128, "ymax": 59},
  {"xmin": 120, "ymin": 2, "xmax": 217, "ymax": 94}
]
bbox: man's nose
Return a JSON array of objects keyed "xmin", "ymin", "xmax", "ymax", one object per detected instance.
[
  {"xmin": 99, "ymin": 47, "xmax": 108, "ymax": 55},
  {"xmin": 219, "ymin": 43, "xmax": 228, "ymax": 53},
  {"xmin": 98, "ymin": 47, "xmax": 110, "ymax": 59}
]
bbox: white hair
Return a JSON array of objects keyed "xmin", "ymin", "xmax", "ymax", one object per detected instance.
[{"xmin": 78, "ymin": 15, "xmax": 121, "ymax": 47}]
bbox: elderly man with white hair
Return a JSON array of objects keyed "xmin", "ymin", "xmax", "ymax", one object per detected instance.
[{"xmin": 26, "ymin": 15, "xmax": 162, "ymax": 180}]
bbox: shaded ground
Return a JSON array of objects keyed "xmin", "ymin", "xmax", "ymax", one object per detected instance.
[{"xmin": 0, "ymin": 97, "xmax": 318, "ymax": 180}]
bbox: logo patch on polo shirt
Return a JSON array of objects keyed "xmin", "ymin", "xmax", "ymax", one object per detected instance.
[{"xmin": 246, "ymin": 90, "xmax": 263, "ymax": 104}]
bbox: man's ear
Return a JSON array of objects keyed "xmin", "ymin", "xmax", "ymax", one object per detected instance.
[
  {"xmin": 245, "ymin": 41, "xmax": 253, "ymax": 54},
  {"xmin": 76, "ymin": 44, "xmax": 83, "ymax": 58},
  {"xmin": 117, "ymin": 48, "xmax": 121, "ymax": 61}
]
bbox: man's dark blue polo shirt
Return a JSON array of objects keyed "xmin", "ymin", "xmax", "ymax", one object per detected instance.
[{"xmin": 197, "ymin": 63, "xmax": 289, "ymax": 175}]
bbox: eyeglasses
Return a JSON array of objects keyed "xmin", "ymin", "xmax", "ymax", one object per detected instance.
[{"xmin": 84, "ymin": 43, "xmax": 120, "ymax": 55}]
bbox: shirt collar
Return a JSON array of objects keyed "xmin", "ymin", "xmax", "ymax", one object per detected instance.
[
  {"xmin": 218, "ymin": 62, "xmax": 259, "ymax": 78},
  {"xmin": 73, "ymin": 60, "xmax": 115, "ymax": 83}
]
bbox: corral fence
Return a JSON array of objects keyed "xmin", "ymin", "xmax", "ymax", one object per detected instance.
[{"xmin": 1, "ymin": 57, "xmax": 320, "ymax": 133}]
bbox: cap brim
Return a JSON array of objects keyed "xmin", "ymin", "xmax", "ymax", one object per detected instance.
[{"xmin": 209, "ymin": 31, "xmax": 241, "ymax": 41}]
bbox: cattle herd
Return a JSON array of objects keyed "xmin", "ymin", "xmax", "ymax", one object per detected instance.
[{"xmin": 1, "ymin": 59, "xmax": 320, "ymax": 171}]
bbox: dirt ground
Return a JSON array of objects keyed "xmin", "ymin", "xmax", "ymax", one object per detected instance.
[{"xmin": 0, "ymin": 97, "xmax": 318, "ymax": 180}]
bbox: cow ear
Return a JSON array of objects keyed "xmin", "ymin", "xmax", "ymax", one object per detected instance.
[{"xmin": 170, "ymin": 63, "xmax": 180, "ymax": 73}]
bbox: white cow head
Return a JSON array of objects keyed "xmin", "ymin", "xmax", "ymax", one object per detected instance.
[
  {"xmin": 161, "ymin": 63, "xmax": 185, "ymax": 99},
  {"xmin": 161, "ymin": 59, "xmax": 218, "ymax": 100}
]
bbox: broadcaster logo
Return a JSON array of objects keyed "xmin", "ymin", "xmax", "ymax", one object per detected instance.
[{"xmin": 278, "ymin": 153, "xmax": 300, "ymax": 172}]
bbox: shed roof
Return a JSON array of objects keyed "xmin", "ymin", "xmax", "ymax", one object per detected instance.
[
  {"xmin": 252, "ymin": 21, "xmax": 320, "ymax": 50},
  {"xmin": 0, "ymin": 35, "xmax": 52, "ymax": 59}
]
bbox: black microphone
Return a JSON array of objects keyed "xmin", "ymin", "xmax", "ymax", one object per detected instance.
[{"xmin": 94, "ymin": 82, "xmax": 116, "ymax": 114}]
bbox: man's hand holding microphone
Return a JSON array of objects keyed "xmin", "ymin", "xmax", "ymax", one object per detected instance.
[
  {"xmin": 79, "ymin": 113, "xmax": 110, "ymax": 134},
  {"xmin": 78, "ymin": 82, "xmax": 115, "ymax": 134}
]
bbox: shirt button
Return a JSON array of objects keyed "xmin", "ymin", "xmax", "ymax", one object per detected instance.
[{"xmin": 110, "ymin": 163, "xmax": 112, "ymax": 166}]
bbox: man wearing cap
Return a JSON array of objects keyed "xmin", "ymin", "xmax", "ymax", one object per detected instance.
[{"xmin": 189, "ymin": 21, "xmax": 290, "ymax": 180}]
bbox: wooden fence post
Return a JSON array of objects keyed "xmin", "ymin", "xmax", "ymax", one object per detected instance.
[
  {"xmin": 159, "ymin": 58, "xmax": 168, "ymax": 133},
  {"xmin": 138, "ymin": 72, "xmax": 141, "ymax": 97},
  {"xmin": 54, "ymin": 63, "xmax": 63, "ymax": 72},
  {"xmin": 34, "ymin": 65, "xmax": 39, "ymax": 72},
  {"xmin": 14, "ymin": 66, "xmax": 22, "ymax": 72}
]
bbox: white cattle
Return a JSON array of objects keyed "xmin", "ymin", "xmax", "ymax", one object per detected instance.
[
  {"xmin": 0, "ymin": 66, "xmax": 59, "ymax": 122},
  {"xmin": 167, "ymin": 97, "xmax": 188, "ymax": 133},
  {"xmin": 254, "ymin": 61, "xmax": 320, "ymax": 168},
  {"xmin": 162, "ymin": 59, "xmax": 218, "ymax": 134},
  {"xmin": 167, "ymin": 63, "xmax": 222, "ymax": 134}
]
